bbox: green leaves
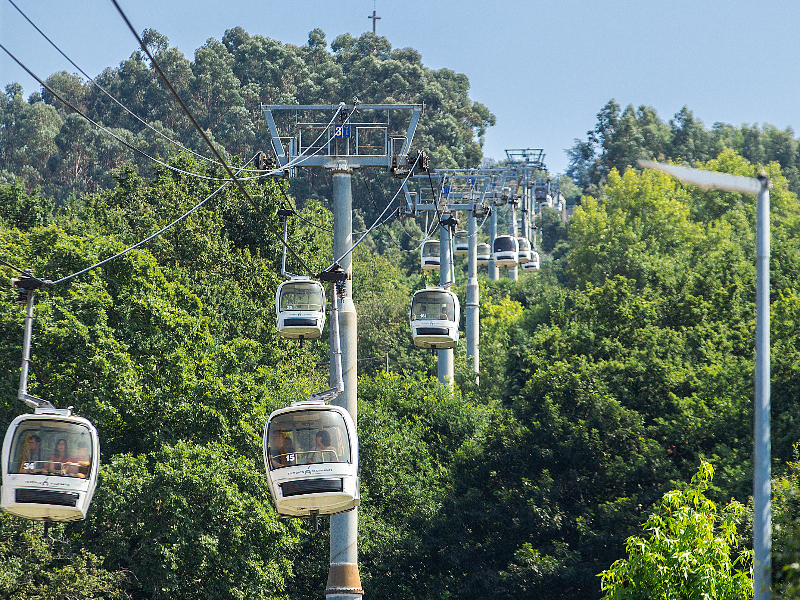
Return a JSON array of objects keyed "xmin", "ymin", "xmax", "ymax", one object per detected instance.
[
  {"xmin": 598, "ymin": 461, "xmax": 752, "ymax": 600},
  {"xmin": 83, "ymin": 442, "xmax": 299, "ymax": 600},
  {"xmin": 0, "ymin": 514, "xmax": 126, "ymax": 599}
]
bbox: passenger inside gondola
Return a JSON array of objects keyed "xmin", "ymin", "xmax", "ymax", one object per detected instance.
[
  {"xmin": 49, "ymin": 438, "xmax": 69, "ymax": 474},
  {"xmin": 269, "ymin": 428, "xmax": 295, "ymax": 468},
  {"xmin": 314, "ymin": 430, "xmax": 337, "ymax": 462},
  {"xmin": 280, "ymin": 284, "xmax": 324, "ymax": 312},
  {"xmin": 412, "ymin": 293, "xmax": 456, "ymax": 322},
  {"xmin": 69, "ymin": 443, "xmax": 91, "ymax": 478},
  {"xmin": 8, "ymin": 423, "xmax": 94, "ymax": 478},
  {"xmin": 15, "ymin": 433, "xmax": 42, "ymax": 473}
]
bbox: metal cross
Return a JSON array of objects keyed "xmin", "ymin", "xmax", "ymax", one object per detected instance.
[{"xmin": 368, "ymin": 10, "xmax": 381, "ymax": 34}]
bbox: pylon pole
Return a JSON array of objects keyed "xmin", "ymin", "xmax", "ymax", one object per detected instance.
[
  {"xmin": 489, "ymin": 207, "xmax": 498, "ymax": 281},
  {"xmin": 327, "ymin": 168, "xmax": 363, "ymax": 600},
  {"xmin": 508, "ymin": 201, "xmax": 518, "ymax": 281},
  {"xmin": 438, "ymin": 214, "xmax": 454, "ymax": 386},
  {"xmin": 466, "ymin": 208, "xmax": 479, "ymax": 378}
]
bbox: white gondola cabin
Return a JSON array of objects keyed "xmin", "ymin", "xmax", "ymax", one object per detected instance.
[
  {"xmin": 522, "ymin": 251, "xmax": 541, "ymax": 271},
  {"xmin": 453, "ymin": 231, "xmax": 469, "ymax": 256},
  {"xmin": 476, "ymin": 242, "xmax": 490, "ymax": 264},
  {"xmin": 420, "ymin": 240, "xmax": 440, "ymax": 271},
  {"xmin": 517, "ymin": 237, "xmax": 531, "ymax": 264},
  {"xmin": 264, "ymin": 401, "xmax": 358, "ymax": 518},
  {"xmin": 2, "ymin": 408, "xmax": 99, "ymax": 521},
  {"xmin": 276, "ymin": 277, "xmax": 326, "ymax": 341},
  {"xmin": 492, "ymin": 235, "xmax": 519, "ymax": 268},
  {"xmin": 410, "ymin": 286, "xmax": 460, "ymax": 350}
]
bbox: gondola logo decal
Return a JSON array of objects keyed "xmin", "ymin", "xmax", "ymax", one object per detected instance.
[{"xmin": 290, "ymin": 467, "xmax": 334, "ymax": 476}]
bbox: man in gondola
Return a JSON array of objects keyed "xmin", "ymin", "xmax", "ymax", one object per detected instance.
[{"xmin": 313, "ymin": 430, "xmax": 337, "ymax": 462}]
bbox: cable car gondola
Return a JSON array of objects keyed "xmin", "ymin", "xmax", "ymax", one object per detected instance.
[
  {"xmin": 410, "ymin": 285, "xmax": 460, "ymax": 349},
  {"xmin": 2, "ymin": 408, "xmax": 99, "ymax": 522},
  {"xmin": 264, "ymin": 401, "xmax": 358, "ymax": 518},
  {"xmin": 2, "ymin": 276, "xmax": 99, "ymax": 522},
  {"xmin": 476, "ymin": 242, "xmax": 490, "ymax": 264},
  {"xmin": 522, "ymin": 251, "xmax": 540, "ymax": 271},
  {"xmin": 420, "ymin": 240, "xmax": 440, "ymax": 272},
  {"xmin": 265, "ymin": 272, "xmax": 359, "ymax": 521},
  {"xmin": 492, "ymin": 235, "xmax": 519, "ymax": 268},
  {"xmin": 517, "ymin": 237, "xmax": 531, "ymax": 264},
  {"xmin": 453, "ymin": 230, "xmax": 469, "ymax": 256},
  {"xmin": 276, "ymin": 276, "xmax": 326, "ymax": 341}
]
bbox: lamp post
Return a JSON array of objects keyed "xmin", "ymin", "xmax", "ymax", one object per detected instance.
[{"xmin": 638, "ymin": 160, "xmax": 773, "ymax": 600}]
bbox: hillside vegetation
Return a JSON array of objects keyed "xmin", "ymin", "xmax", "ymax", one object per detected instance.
[{"xmin": 1, "ymin": 27, "xmax": 800, "ymax": 600}]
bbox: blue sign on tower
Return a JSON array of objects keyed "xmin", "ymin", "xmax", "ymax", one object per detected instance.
[{"xmin": 333, "ymin": 124, "xmax": 351, "ymax": 139}]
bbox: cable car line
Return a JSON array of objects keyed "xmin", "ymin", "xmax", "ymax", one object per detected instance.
[
  {"xmin": 110, "ymin": 0, "xmax": 321, "ymax": 276},
  {"xmin": 322, "ymin": 153, "xmax": 421, "ymax": 272},
  {"xmin": 0, "ymin": 259, "xmax": 46, "ymax": 281},
  {"xmin": 0, "ymin": 43, "xmax": 344, "ymax": 282},
  {"xmin": 8, "ymin": 0, "xmax": 347, "ymax": 181},
  {"xmin": 0, "ymin": 43, "xmax": 243, "ymax": 183},
  {"xmin": 0, "ymin": 45, "xmax": 339, "ymax": 185},
  {"xmin": 359, "ymin": 169, "xmax": 381, "ymax": 213},
  {"xmin": 3, "ymin": 0, "xmax": 256, "ymax": 174},
  {"xmin": 49, "ymin": 153, "xmax": 260, "ymax": 286}
]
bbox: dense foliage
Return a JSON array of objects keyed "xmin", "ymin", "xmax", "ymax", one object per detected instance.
[
  {"xmin": 599, "ymin": 461, "xmax": 752, "ymax": 599},
  {"xmin": 568, "ymin": 99, "xmax": 800, "ymax": 197},
  {"xmin": 0, "ymin": 27, "xmax": 493, "ymax": 229},
  {"xmin": 2, "ymin": 30, "xmax": 800, "ymax": 600}
]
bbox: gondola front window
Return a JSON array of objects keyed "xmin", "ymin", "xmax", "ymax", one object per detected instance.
[
  {"xmin": 8, "ymin": 421, "xmax": 93, "ymax": 478},
  {"xmin": 422, "ymin": 242, "xmax": 440, "ymax": 258},
  {"xmin": 280, "ymin": 283, "xmax": 324, "ymax": 312},
  {"xmin": 267, "ymin": 410, "xmax": 351, "ymax": 470},
  {"xmin": 412, "ymin": 292, "xmax": 456, "ymax": 322},
  {"xmin": 493, "ymin": 237, "xmax": 517, "ymax": 253}
]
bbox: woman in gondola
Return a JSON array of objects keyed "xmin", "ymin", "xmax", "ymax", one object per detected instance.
[{"xmin": 48, "ymin": 438, "xmax": 69, "ymax": 475}]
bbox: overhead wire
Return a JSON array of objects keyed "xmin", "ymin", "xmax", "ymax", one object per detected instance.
[
  {"xmin": 0, "ymin": 258, "xmax": 45, "ymax": 281},
  {"xmin": 111, "ymin": 0, "xmax": 320, "ymax": 275},
  {"xmin": 1, "ymin": 19, "xmax": 363, "ymax": 283},
  {"xmin": 3, "ymin": 0, "xmax": 248, "ymax": 173},
  {"xmin": 50, "ymin": 153, "xmax": 260, "ymax": 285},
  {"xmin": 8, "ymin": 0, "xmax": 353, "ymax": 181},
  {"xmin": 0, "ymin": 44, "xmax": 346, "ymax": 284},
  {"xmin": 0, "ymin": 44, "xmax": 342, "ymax": 185},
  {"xmin": 6, "ymin": 3, "xmax": 417, "ymax": 281},
  {"xmin": 0, "ymin": 43, "xmax": 242, "ymax": 183}
]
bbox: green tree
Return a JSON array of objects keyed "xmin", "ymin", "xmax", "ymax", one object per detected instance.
[
  {"xmin": 81, "ymin": 442, "xmax": 299, "ymax": 600},
  {"xmin": 599, "ymin": 461, "xmax": 752, "ymax": 600},
  {"xmin": 0, "ymin": 514, "xmax": 126, "ymax": 599}
]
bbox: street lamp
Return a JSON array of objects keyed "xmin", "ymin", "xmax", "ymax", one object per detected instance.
[{"xmin": 638, "ymin": 160, "xmax": 773, "ymax": 600}]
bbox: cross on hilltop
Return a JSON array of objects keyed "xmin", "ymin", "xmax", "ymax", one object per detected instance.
[{"xmin": 368, "ymin": 9, "xmax": 381, "ymax": 34}]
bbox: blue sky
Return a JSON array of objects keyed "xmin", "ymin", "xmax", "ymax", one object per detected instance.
[{"xmin": 2, "ymin": 0, "xmax": 798, "ymax": 174}]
